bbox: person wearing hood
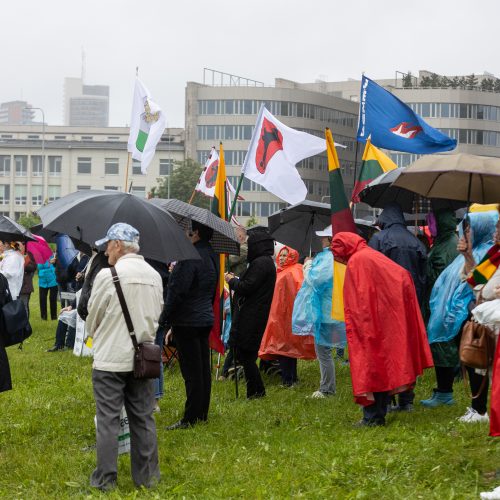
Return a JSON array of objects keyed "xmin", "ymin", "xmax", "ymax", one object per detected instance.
[
  {"xmin": 331, "ymin": 232, "xmax": 433, "ymax": 427},
  {"xmin": 259, "ymin": 246, "xmax": 315, "ymax": 387},
  {"xmin": 368, "ymin": 202, "xmax": 427, "ymax": 305},
  {"xmin": 422, "ymin": 210, "xmax": 498, "ymax": 409},
  {"xmin": 225, "ymin": 230, "xmax": 276, "ymax": 399}
]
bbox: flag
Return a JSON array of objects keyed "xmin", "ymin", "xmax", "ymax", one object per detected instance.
[
  {"xmin": 351, "ymin": 137, "xmax": 398, "ymax": 203},
  {"xmin": 357, "ymin": 75, "xmax": 457, "ymax": 154},
  {"xmin": 242, "ymin": 105, "xmax": 326, "ymax": 205},
  {"xmin": 209, "ymin": 142, "xmax": 227, "ymax": 354},
  {"xmin": 196, "ymin": 147, "xmax": 219, "ymax": 197},
  {"xmin": 127, "ymin": 78, "xmax": 166, "ymax": 173},
  {"xmin": 326, "ymin": 128, "xmax": 356, "ymax": 322}
]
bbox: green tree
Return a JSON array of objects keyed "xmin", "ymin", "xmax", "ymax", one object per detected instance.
[
  {"xmin": 449, "ymin": 76, "xmax": 460, "ymax": 89},
  {"xmin": 429, "ymin": 73, "xmax": 441, "ymax": 87},
  {"xmin": 458, "ymin": 77, "xmax": 467, "ymax": 89},
  {"xmin": 441, "ymin": 76, "xmax": 451, "ymax": 88},
  {"xmin": 402, "ymin": 72, "xmax": 413, "ymax": 88},
  {"xmin": 17, "ymin": 212, "xmax": 41, "ymax": 229},
  {"xmin": 465, "ymin": 73, "xmax": 478, "ymax": 89},
  {"xmin": 495, "ymin": 79, "xmax": 500, "ymax": 93},
  {"xmin": 154, "ymin": 158, "xmax": 210, "ymax": 209},
  {"xmin": 481, "ymin": 78, "xmax": 494, "ymax": 91},
  {"xmin": 245, "ymin": 215, "xmax": 259, "ymax": 228},
  {"xmin": 419, "ymin": 76, "xmax": 431, "ymax": 88}
]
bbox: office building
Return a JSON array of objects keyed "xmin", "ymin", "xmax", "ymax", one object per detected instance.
[
  {"xmin": 0, "ymin": 101, "xmax": 36, "ymax": 125},
  {"xmin": 63, "ymin": 78, "xmax": 110, "ymax": 127}
]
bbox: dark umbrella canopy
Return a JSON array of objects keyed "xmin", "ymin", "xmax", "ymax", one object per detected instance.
[
  {"xmin": 37, "ymin": 190, "xmax": 199, "ymax": 263},
  {"xmin": 30, "ymin": 223, "xmax": 93, "ymax": 256},
  {"xmin": 267, "ymin": 201, "xmax": 331, "ymax": 257},
  {"xmin": 359, "ymin": 168, "xmax": 465, "ymax": 213},
  {"xmin": 0, "ymin": 216, "xmax": 37, "ymax": 242},
  {"xmin": 149, "ymin": 198, "xmax": 239, "ymax": 255}
]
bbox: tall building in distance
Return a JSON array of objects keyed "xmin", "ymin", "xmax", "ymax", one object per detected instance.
[
  {"xmin": 63, "ymin": 77, "xmax": 109, "ymax": 127},
  {"xmin": 0, "ymin": 101, "xmax": 36, "ymax": 125}
]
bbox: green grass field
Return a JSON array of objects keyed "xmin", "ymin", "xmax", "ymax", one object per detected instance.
[{"xmin": 1, "ymin": 288, "xmax": 500, "ymax": 499}]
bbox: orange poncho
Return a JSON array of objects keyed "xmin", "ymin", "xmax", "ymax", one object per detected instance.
[{"xmin": 259, "ymin": 247, "xmax": 316, "ymax": 361}]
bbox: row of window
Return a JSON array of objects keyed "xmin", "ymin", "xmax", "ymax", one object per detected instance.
[
  {"xmin": 198, "ymin": 99, "xmax": 357, "ymax": 127},
  {"xmin": 0, "ymin": 156, "xmax": 174, "ymax": 177},
  {"xmin": 440, "ymin": 128, "xmax": 500, "ymax": 146},
  {"xmin": 409, "ymin": 102, "xmax": 500, "ymax": 121},
  {"xmin": 0, "ymin": 134, "xmax": 177, "ymax": 143},
  {"xmin": 234, "ymin": 201, "xmax": 287, "ymax": 218},
  {"xmin": 75, "ymin": 185, "xmax": 147, "ymax": 197},
  {"xmin": 0, "ymin": 185, "xmax": 61, "ymax": 205}
]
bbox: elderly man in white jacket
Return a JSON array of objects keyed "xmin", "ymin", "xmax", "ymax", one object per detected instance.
[{"xmin": 86, "ymin": 223, "xmax": 163, "ymax": 491}]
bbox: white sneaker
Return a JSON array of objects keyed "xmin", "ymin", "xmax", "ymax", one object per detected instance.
[
  {"xmin": 480, "ymin": 485, "xmax": 500, "ymax": 499},
  {"xmin": 458, "ymin": 407, "xmax": 489, "ymax": 423},
  {"xmin": 309, "ymin": 390, "xmax": 327, "ymax": 399}
]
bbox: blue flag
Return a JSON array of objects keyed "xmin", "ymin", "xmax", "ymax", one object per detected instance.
[{"xmin": 357, "ymin": 76, "xmax": 457, "ymax": 154}]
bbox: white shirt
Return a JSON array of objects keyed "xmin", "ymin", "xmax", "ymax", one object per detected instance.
[{"xmin": 0, "ymin": 249, "xmax": 25, "ymax": 299}]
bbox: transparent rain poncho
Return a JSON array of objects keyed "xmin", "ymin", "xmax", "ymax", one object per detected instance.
[
  {"xmin": 292, "ymin": 247, "xmax": 346, "ymax": 348},
  {"xmin": 427, "ymin": 210, "xmax": 499, "ymax": 344}
]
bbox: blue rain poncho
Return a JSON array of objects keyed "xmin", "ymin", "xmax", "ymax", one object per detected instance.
[
  {"xmin": 292, "ymin": 247, "xmax": 346, "ymax": 348},
  {"xmin": 427, "ymin": 210, "xmax": 499, "ymax": 344}
]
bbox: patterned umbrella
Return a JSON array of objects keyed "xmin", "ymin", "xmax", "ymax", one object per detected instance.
[{"xmin": 149, "ymin": 198, "xmax": 240, "ymax": 255}]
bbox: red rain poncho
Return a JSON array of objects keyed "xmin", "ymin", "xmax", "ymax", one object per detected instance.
[
  {"xmin": 490, "ymin": 340, "xmax": 500, "ymax": 436},
  {"xmin": 259, "ymin": 247, "xmax": 316, "ymax": 361},
  {"xmin": 331, "ymin": 232, "xmax": 433, "ymax": 405}
]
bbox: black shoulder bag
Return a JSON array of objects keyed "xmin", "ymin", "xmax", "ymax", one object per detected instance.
[
  {"xmin": 110, "ymin": 267, "xmax": 161, "ymax": 379},
  {"xmin": 1, "ymin": 275, "xmax": 31, "ymax": 348}
]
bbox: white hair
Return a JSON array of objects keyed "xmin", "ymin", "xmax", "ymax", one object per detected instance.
[{"xmin": 120, "ymin": 238, "xmax": 140, "ymax": 254}]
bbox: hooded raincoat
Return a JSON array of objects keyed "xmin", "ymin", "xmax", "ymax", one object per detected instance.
[
  {"xmin": 259, "ymin": 247, "xmax": 316, "ymax": 361},
  {"xmin": 331, "ymin": 232, "xmax": 433, "ymax": 406},
  {"xmin": 368, "ymin": 202, "xmax": 427, "ymax": 305},
  {"xmin": 292, "ymin": 247, "xmax": 346, "ymax": 348}
]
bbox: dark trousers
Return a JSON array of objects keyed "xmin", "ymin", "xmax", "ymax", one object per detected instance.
[
  {"xmin": 363, "ymin": 392, "xmax": 390, "ymax": 424},
  {"xmin": 39, "ymin": 286, "xmax": 58, "ymax": 320},
  {"xmin": 278, "ymin": 356, "xmax": 297, "ymax": 386},
  {"xmin": 237, "ymin": 348, "xmax": 266, "ymax": 399},
  {"xmin": 435, "ymin": 366, "xmax": 455, "ymax": 393},
  {"xmin": 0, "ymin": 336, "xmax": 12, "ymax": 393},
  {"xmin": 19, "ymin": 293, "xmax": 31, "ymax": 319},
  {"xmin": 91, "ymin": 370, "xmax": 159, "ymax": 490},
  {"xmin": 54, "ymin": 320, "xmax": 76, "ymax": 349},
  {"xmin": 173, "ymin": 325, "xmax": 212, "ymax": 424},
  {"xmin": 397, "ymin": 387, "xmax": 415, "ymax": 407},
  {"xmin": 467, "ymin": 366, "xmax": 489, "ymax": 415},
  {"xmin": 222, "ymin": 348, "xmax": 234, "ymax": 377}
]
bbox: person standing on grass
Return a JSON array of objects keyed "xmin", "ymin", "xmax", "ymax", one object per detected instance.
[
  {"xmin": 86, "ymin": 223, "xmax": 163, "ymax": 491},
  {"xmin": 0, "ymin": 272, "xmax": 12, "ymax": 393},
  {"xmin": 225, "ymin": 230, "xmax": 276, "ymax": 399},
  {"xmin": 292, "ymin": 225, "xmax": 346, "ymax": 399},
  {"xmin": 38, "ymin": 257, "xmax": 58, "ymax": 320},
  {"xmin": 331, "ymin": 232, "xmax": 433, "ymax": 427},
  {"xmin": 0, "ymin": 241, "xmax": 24, "ymax": 300},
  {"xmin": 18, "ymin": 241, "xmax": 37, "ymax": 318}
]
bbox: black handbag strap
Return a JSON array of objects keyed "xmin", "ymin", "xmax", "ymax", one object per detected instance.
[{"xmin": 110, "ymin": 266, "xmax": 139, "ymax": 351}]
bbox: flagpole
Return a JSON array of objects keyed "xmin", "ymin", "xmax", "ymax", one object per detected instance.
[
  {"xmin": 188, "ymin": 188, "xmax": 197, "ymax": 205},
  {"xmin": 124, "ymin": 152, "xmax": 131, "ymax": 192},
  {"xmin": 350, "ymin": 141, "xmax": 360, "ymax": 217},
  {"xmin": 228, "ymin": 173, "xmax": 244, "ymax": 220}
]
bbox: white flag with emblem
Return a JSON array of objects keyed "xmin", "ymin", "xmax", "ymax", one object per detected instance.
[
  {"xmin": 195, "ymin": 147, "xmax": 219, "ymax": 197},
  {"xmin": 242, "ymin": 105, "xmax": 327, "ymax": 205},
  {"xmin": 127, "ymin": 78, "xmax": 166, "ymax": 174}
]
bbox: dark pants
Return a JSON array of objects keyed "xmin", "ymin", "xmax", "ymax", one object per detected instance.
[
  {"xmin": 363, "ymin": 392, "xmax": 390, "ymax": 424},
  {"xmin": 435, "ymin": 366, "xmax": 455, "ymax": 393},
  {"xmin": 278, "ymin": 356, "xmax": 297, "ymax": 386},
  {"xmin": 173, "ymin": 325, "xmax": 212, "ymax": 424},
  {"xmin": 467, "ymin": 366, "xmax": 489, "ymax": 415},
  {"xmin": 222, "ymin": 348, "xmax": 234, "ymax": 377},
  {"xmin": 397, "ymin": 387, "xmax": 415, "ymax": 407},
  {"xmin": 54, "ymin": 320, "xmax": 76, "ymax": 349},
  {"xmin": 91, "ymin": 369, "xmax": 159, "ymax": 490},
  {"xmin": 0, "ymin": 335, "xmax": 12, "ymax": 393},
  {"xmin": 237, "ymin": 348, "xmax": 265, "ymax": 399},
  {"xmin": 19, "ymin": 293, "xmax": 31, "ymax": 319},
  {"xmin": 39, "ymin": 286, "xmax": 58, "ymax": 320}
]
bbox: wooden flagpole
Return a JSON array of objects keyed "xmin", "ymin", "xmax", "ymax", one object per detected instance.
[{"xmin": 124, "ymin": 152, "xmax": 131, "ymax": 192}]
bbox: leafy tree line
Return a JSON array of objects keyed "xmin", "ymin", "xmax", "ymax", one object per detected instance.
[{"xmin": 402, "ymin": 71, "xmax": 500, "ymax": 92}]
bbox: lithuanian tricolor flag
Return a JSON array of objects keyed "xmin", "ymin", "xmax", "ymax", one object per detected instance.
[
  {"xmin": 326, "ymin": 128, "xmax": 356, "ymax": 322},
  {"xmin": 351, "ymin": 137, "xmax": 397, "ymax": 203},
  {"xmin": 209, "ymin": 142, "xmax": 227, "ymax": 354}
]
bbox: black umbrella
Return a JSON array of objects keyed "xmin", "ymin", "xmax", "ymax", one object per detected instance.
[
  {"xmin": 267, "ymin": 201, "xmax": 331, "ymax": 257},
  {"xmin": 0, "ymin": 216, "xmax": 37, "ymax": 242},
  {"xmin": 359, "ymin": 168, "xmax": 465, "ymax": 213},
  {"xmin": 37, "ymin": 190, "xmax": 199, "ymax": 263},
  {"xmin": 30, "ymin": 223, "xmax": 93, "ymax": 256},
  {"xmin": 149, "ymin": 198, "xmax": 239, "ymax": 255}
]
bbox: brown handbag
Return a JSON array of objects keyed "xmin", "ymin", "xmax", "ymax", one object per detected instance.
[
  {"xmin": 459, "ymin": 320, "xmax": 495, "ymax": 370},
  {"xmin": 110, "ymin": 266, "xmax": 161, "ymax": 379}
]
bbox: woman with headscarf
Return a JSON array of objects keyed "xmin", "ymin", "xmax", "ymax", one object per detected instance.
[
  {"xmin": 331, "ymin": 232, "xmax": 433, "ymax": 427},
  {"xmin": 259, "ymin": 246, "xmax": 315, "ymax": 387},
  {"xmin": 0, "ymin": 241, "xmax": 24, "ymax": 300},
  {"xmin": 421, "ymin": 210, "xmax": 499, "ymax": 409}
]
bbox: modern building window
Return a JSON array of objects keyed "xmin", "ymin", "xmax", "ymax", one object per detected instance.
[
  {"xmin": 104, "ymin": 186, "xmax": 118, "ymax": 191},
  {"xmin": 48, "ymin": 185, "xmax": 61, "ymax": 201},
  {"xmin": 1, "ymin": 134, "xmax": 13, "ymax": 139},
  {"xmin": 81, "ymin": 136, "xmax": 94, "ymax": 141},
  {"xmin": 0, "ymin": 185, "xmax": 10, "ymax": 204},
  {"xmin": 27, "ymin": 135, "xmax": 40, "ymax": 139},
  {"xmin": 31, "ymin": 185, "xmax": 43, "ymax": 206},
  {"xmin": 54, "ymin": 135, "xmax": 66, "ymax": 140},
  {"xmin": 14, "ymin": 156, "xmax": 27, "ymax": 177},
  {"xmin": 77, "ymin": 157, "xmax": 92, "ymax": 174},
  {"xmin": 31, "ymin": 156, "xmax": 43, "ymax": 176},
  {"xmin": 49, "ymin": 156, "xmax": 62, "ymax": 177},
  {"xmin": 197, "ymin": 125, "xmax": 253, "ymax": 141},
  {"xmin": 104, "ymin": 158, "xmax": 119, "ymax": 175},
  {"xmin": 159, "ymin": 159, "xmax": 174, "ymax": 176},
  {"xmin": 132, "ymin": 160, "xmax": 143, "ymax": 175},
  {"xmin": 131, "ymin": 186, "xmax": 146, "ymax": 198},
  {"xmin": 76, "ymin": 185, "xmax": 91, "ymax": 191},
  {"xmin": 0, "ymin": 156, "xmax": 10, "ymax": 176},
  {"xmin": 14, "ymin": 185, "xmax": 27, "ymax": 205},
  {"xmin": 107, "ymin": 136, "xmax": 120, "ymax": 141},
  {"xmin": 14, "ymin": 212, "xmax": 26, "ymax": 221}
]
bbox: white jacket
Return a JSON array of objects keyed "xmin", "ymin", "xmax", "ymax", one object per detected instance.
[
  {"xmin": 0, "ymin": 250, "xmax": 24, "ymax": 299},
  {"xmin": 86, "ymin": 253, "xmax": 163, "ymax": 372}
]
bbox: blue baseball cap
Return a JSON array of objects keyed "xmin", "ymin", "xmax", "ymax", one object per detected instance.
[{"xmin": 95, "ymin": 222, "xmax": 140, "ymax": 247}]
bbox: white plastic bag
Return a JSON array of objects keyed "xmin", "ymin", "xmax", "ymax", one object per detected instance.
[{"xmin": 472, "ymin": 299, "xmax": 500, "ymax": 328}]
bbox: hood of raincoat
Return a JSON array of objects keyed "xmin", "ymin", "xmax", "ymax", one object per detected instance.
[
  {"xmin": 276, "ymin": 246, "xmax": 299, "ymax": 271},
  {"xmin": 247, "ymin": 231, "xmax": 275, "ymax": 263},
  {"xmin": 330, "ymin": 232, "xmax": 368, "ymax": 262},
  {"xmin": 434, "ymin": 209, "xmax": 457, "ymax": 240},
  {"xmin": 376, "ymin": 202, "xmax": 406, "ymax": 229},
  {"xmin": 465, "ymin": 210, "xmax": 499, "ymax": 247}
]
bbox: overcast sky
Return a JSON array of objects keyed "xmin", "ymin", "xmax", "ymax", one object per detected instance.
[{"xmin": 2, "ymin": 0, "xmax": 498, "ymax": 127}]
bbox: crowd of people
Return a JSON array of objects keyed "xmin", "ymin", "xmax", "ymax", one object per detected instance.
[{"xmin": 1, "ymin": 201, "xmax": 500, "ymax": 491}]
